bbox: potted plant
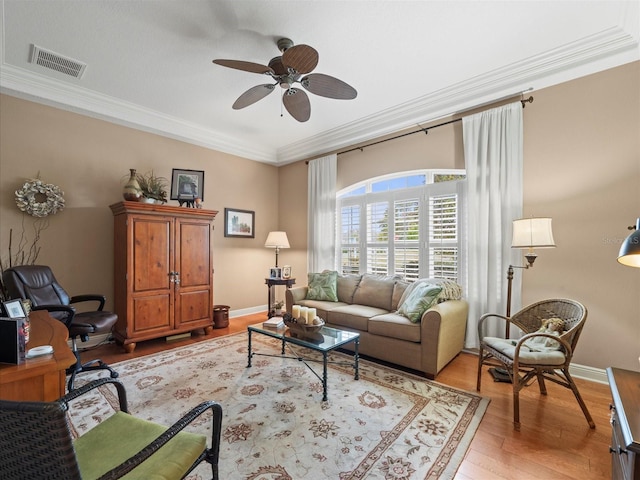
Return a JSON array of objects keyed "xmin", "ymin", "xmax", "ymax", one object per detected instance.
[
  {"xmin": 136, "ymin": 171, "xmax": 168, "ymax": 204},
  {"xmin": 271, "ymin": 300, "xmax": 285, "ymax": 316}
]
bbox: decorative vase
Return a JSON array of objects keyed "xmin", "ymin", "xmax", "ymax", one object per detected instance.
[{"xmin": 122, "ymin": 168, "xmax": 142, "ymax": 201}]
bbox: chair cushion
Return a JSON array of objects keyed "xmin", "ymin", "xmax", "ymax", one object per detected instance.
[
  {"xmin": 74, "ymin": 411, "xmax": 206, "ymax": 480},
  {"xmin": 306, "ymin": 271, "xmax": 339, "ymax": 302},
  {"xmin": 397, "ymin": 282, "xmax": 442, "ymax": 323},
  {"xmin": 483, "ymin": 337, "xmax": 567, "ymax": 366}
]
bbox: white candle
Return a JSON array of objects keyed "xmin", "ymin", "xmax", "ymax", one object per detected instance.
[
  {"xmin": 307, "ymin": 308, "xmax": 317, "ymax": 324},
  {"xmin": 299, "ymin": 307, "xmax": 308, "ymax": 324},
  {"xmin": 292, "ymin": 305, "xmax": 301, "ymax": 319}
]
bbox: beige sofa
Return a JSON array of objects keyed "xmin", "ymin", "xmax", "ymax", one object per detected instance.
[{"xmin": 285, "ymin": 273, "xmax": 468, "ymax": 379}]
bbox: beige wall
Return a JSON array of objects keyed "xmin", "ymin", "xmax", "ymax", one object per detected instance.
[
  {"xmin": 280, "ymin": 61, "xmax": 640, "ymax": 372},
  {"xmin": 1, "ymin": 61, "xmax": 638, "ymax": 371},
  {"xmin": 0, "ymin": 95, "xmax": 280, "ymax": 314}
]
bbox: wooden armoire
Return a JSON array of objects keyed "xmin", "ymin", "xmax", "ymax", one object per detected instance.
[{"xmin": 110, "ymin": 201, "xmax": 218, "ymax": 352}]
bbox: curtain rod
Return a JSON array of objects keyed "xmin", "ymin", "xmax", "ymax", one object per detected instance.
[
  {"xmin": 335, "ymin": 95, "xmax": 533, "ymax": 156},
  {"xmin": 303, "ymin": 93, "xmax": 534, "ymax": 163}
]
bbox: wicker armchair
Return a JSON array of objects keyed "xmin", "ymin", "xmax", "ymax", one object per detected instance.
[
  {"xmin": 476, "ymin": 298, "xmax": 595, "ymax": 431},
  {"xmin": 0, "ymin": 378, "xmax": 223, "ymax": 480}
]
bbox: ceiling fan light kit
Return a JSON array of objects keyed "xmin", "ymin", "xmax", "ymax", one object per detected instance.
[{"xmin": 213, "ymin": 38, "xmax": 357, "ymax": 122}]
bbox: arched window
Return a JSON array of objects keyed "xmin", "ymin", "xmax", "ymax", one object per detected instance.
[{"xmin": 336, "ymin": 170, "xmax": 466, "ymax": 284}]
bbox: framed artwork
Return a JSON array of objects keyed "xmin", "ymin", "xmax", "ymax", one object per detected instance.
[
  {"xmin": 224, "ymin": 208, "xmax": 255, "ymax": 238},
  {"xmin": 3, "ymin": 299, "xmax": 26, "ymax": 318},
  {"xmin": 170, "ymin": 169, "xmax": 205, "ymax": 203}
]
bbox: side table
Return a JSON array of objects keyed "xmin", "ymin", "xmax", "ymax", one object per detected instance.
[{"xmin": 265, "ymin": 277, "xmax": 296, "ymax": 315}]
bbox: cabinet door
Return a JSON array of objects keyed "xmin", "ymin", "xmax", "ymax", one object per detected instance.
[
  {"xmin": 131, "ymin": 215, "xmax": 173, "ymax": 333},
  {"xmin": 174, "ymin": 218, "xmax": 212, "ymax": 329}
]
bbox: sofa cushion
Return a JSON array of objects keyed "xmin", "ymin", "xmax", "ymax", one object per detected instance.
[
  {"xmin": 369, "ymin": 313, "xmax": 421, "ymax": 342},
  {"xmin": 337, "ymin": 274, "xmax": 362, "ymax": 304},
  {"xmin": 294, "ymin": 299, "xmax": 348, "ymax": 320},
  {"xmin": 352, "ymin": 274, "xmax": 399, "ymax": 311},
  {"xmin": 326, "ymin": 304, "xmax": 388, "ymax": 331},
  {"xmin": 306, "ymin": 271, "xmax": 338, "ymax": 302},
  {"xmin": 392, "ymin": 280, "xmax": 410, "ymax": 311},
  {"xmin": 397, "ymin": 282, "xmax": 442, "ymax": 322}
]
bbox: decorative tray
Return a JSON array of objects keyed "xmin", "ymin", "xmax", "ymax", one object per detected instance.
[{"xmin": 283, "ymin": 315, "xmax": 325, "ymax": 334}]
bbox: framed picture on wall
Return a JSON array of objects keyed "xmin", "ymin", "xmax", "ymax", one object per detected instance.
[
  {"xmin": 170, "ymin": 169, "xmax": 205, "ymax": 202},
  {"xmin": 224, "ymin": 208, "xmax": 255, "ymax": 238}
]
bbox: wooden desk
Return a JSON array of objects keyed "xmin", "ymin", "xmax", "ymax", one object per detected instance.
[{"xmin": 0, "ymin": 310, "xmax": 75, "ymax": 401}]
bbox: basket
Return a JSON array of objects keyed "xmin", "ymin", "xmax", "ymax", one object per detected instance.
[{"xmin": 284, "ymin": 317, "xmax": 325, "ymax": 335}]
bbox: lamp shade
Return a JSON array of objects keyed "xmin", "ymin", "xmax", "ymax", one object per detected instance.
[
  {"xmin": 264, "ymin": 231, "xmax": 290, "ymax": 249},
  {"xmin": 511, "ymin": 217, "xmax": 556, "ymax": 248},
  {"xmin": 617, "ymin": 218, "xmax": 640, "ymax": 268}
]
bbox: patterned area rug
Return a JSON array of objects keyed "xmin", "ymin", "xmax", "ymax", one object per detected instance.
[{"xmin": 68, "ymin": 332, "xmax": 488, "ymax": 479}]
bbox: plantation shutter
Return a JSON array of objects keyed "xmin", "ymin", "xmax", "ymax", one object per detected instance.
[{"xmin": 428, "ymin": 193, "xmax": 459, "ymax": 279}]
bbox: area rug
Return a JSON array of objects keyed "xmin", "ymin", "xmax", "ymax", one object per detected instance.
[{"xmin": 67, "ymin": 332, "xmax": 489, "ymax": 479}]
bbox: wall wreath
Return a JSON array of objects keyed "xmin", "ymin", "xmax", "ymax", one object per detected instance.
[{"xmin": 15, "ymin": 178, "xmax": 65, "ymax": 217}]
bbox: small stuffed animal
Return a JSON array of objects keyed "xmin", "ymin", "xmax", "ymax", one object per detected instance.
[{"xmin": 524, "ymin": 317, "xmax": 565, "ymax": 350}]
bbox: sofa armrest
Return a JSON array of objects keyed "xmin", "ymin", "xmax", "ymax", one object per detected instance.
[
  {"xmin": 420, "ymin": 299, "xmax": 468, "ymax": 379},
  {"xmin": 285, "ymin": 287, "xmax": 309, "ymax": 314}
]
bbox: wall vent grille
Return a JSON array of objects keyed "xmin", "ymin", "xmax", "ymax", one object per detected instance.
[{"xmin": 29, "ymin": 45, "xmax": 86, "ymax": 78}]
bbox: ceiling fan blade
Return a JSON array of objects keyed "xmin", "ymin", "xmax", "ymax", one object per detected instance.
[
  {"xmin": 283, "ymin": 88, "xmax": 311, "ymax": 122},
  {"xmin": 282, "ymin": 44, "xmax": 318, "ymax": 74},
  {"xmin": 232, "ymin": 84, "xmax": 276, "ymax": 109},
  {"xmin": 301, "ymin": 73, "xmax": 357, "ymax": 100},
  {"xmin": 213, "ymin": 59, "xmax": 274, "ymax": 75}
]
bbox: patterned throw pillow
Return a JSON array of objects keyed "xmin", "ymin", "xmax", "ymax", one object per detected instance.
[
  {"xmin": 397, "ymin": 282, "xmax": 443, "ymax": 323},
  {"xmin": 306, "ymin": 271, "xmax": 339, "ymax": 302}
]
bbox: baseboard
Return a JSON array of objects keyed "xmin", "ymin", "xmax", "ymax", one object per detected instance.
[
  {"xmin": 229, "ymin": 305, "xmax": 265, "ymax": 318},
  {"xmin": 463, "ymin": 348, "xmax": 609, "ymax": 385}
]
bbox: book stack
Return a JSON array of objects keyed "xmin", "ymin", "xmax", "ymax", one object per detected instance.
[{"xmin": 263, "ymin": 316, "xmax": 284, "ymax": 329}]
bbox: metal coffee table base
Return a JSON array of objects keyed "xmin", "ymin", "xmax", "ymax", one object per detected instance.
[{"xmin": 247, "ymin": 325, "xmax": 360, "ymax": 401}]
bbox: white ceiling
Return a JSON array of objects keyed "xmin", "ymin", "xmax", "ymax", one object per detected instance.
[{"xmin": 1, "ymin": 1, "xmax": 638, "ymax": 165}]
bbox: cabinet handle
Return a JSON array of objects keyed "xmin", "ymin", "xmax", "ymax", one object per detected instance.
[
  {"xmin": 609, "ymin": 446, "xmax": 628, "ymax": 455},
  {"xmin": 174, "ymin": 272, "xmax": 180, "ymax": 285},
  {"xmin": 168, "ymin": 271, "xmax": 178, "ymax": 283}
]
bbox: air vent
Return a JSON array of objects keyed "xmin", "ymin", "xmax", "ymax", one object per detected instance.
[{"xmin": 29, "ymin": 45, "xmax": 86, "ymax": 78}]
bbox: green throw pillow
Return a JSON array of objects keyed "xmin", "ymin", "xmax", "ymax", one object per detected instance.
[
  {"xmin": 397, "ymin": 282, "xmax": 442, "ymax": 323},
  {"xmin": 306, "ymin": 271, "xmax": 339, "ymax": 302}
]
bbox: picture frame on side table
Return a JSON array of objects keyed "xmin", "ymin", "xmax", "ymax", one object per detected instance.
[
  {"xmin": 170, "ymin": 169, "xmax": 205, "ymax": 205},
  {"xmin": 282, "ymin": 265, "xmax": 292, "ymax": 279},
  {"xmin": 224, "ymin": 208, "xmax": 255, "ymax": 238},
  {"xmin": 270, "ymin": 267, "xmax": 282, "ymax": 279},
  {"xmin": 2, "ymin": 299, "xmax": 26, "ymax": 318}
]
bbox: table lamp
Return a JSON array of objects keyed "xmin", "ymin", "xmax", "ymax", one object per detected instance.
[{"xmin": 265, "ymin": 231, "xmax": 290, "ymax": 268}]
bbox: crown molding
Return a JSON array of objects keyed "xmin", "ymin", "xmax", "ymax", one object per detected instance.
[
  {"xmin": 276, "ymin": 26, "xmax": 639, "ymax": 164},
  {"xmin": 1, "ymin": 24, "xmax": 637, "ymax": 166},
  {"xmin": 0, "ymin": 65, "xmax": 280, "ymax": 164}
]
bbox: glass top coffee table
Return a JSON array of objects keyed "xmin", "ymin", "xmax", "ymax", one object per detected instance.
[{"xmin": 247, "ymin": 323, "xmax": 360, "ymax": 401}]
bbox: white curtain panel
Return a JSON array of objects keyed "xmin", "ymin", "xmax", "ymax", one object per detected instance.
[
  {"xmin": 463, "ymin": 102, "xmax": 523, "ymax": 348},
  {"xmin": 307, "ymin": 154, "xmax": 337, "ymax": 273}
]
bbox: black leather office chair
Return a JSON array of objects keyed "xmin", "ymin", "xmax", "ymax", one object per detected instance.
[{"xmin": 2, "ymin": 265, "xmax": 118, "ymax": 391}]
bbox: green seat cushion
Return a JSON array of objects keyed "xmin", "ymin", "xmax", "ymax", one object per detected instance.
[
  {"xmin": 306, "ymin": 271, "xmax": 339, "ymax": 302},
  {"xmin": 397, "ymin": 282, "xmax": 442, "ymax": 323},
  {"xmin": 74, "ymin": 411, "xmax": 206, "ymax": 480}
]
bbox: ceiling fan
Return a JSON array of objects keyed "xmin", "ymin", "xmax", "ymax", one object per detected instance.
[{"xmin": 213, "ymin": 38, "xmax": 357, "ymax": 122}]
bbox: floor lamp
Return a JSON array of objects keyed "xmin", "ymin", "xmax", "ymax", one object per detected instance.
[
  {"xmin": 490, "ymin": 218, "xmax": 556, "ymax": 383},
  {"xmin": 505, "ymin": 217, "xmax": 556, "ymax": 338}
]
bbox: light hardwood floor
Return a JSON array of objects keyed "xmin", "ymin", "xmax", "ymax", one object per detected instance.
[{"xmin": 81, "ymin": 313, "xmax": 614, "ymax": 480}]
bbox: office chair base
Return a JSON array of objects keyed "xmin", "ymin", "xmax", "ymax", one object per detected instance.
[{"xmin": 67, "ymin": 358, "xmax": 119, "ymax": 391}]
